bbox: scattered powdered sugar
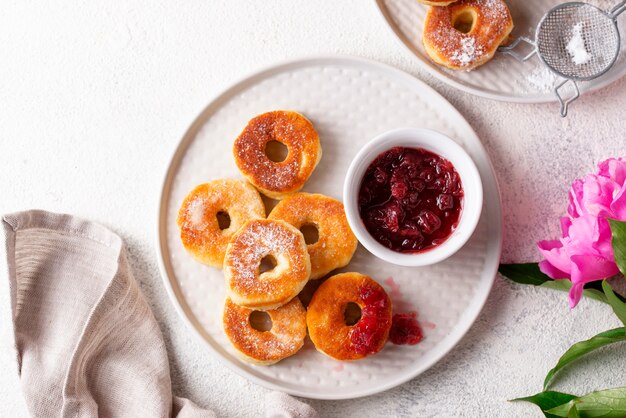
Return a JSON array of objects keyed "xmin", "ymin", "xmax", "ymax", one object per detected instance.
[
  {"xmin": 526, "ymin": 65, "xmax": 558, "ymax": 92},
  {"xmin": 451, "ymin": 37, "xmax": 484, "ymax": 67},
  {"xmin": 567, "ymin": 22, "xmax": 591, "ymax": 65}
]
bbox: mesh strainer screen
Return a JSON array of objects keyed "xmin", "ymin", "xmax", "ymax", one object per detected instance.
[{"xmin": 536, "ymin": 3, "xmax": 620, "ymax": 80}]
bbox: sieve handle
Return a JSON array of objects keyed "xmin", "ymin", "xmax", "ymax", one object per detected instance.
[
  {"xmin": 498, "ymin": 37, "xmax": 538, "ymax": 62},
  {"xmin": 555, "ymin": 79, "xmax": 580, "ymax": 118},
  {"xmin": 610, "ymin": 0, "xmax": 626, "ymax": 18}
]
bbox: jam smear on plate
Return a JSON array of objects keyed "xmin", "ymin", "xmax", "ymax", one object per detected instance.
[
  {"xmin": 358, "ymin": 146, "xmax": 464, "ymax": 253},
  {"xmin": 349, "ymin": 284, "xmax": 392, "ymax": 355},
  {"xmin": 389, "ymin": 312, "xmax": 423, "ymax": 345}
]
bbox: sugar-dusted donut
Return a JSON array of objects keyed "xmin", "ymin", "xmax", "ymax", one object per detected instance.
[
  {"xmin": 423, "ymin": 0, "xmax": 513, "ymax": 71},
  {"xmin": 306, "ymin": 273, "xmax": 392, "ymax": 361},
  {"xmin": 224, "ymin": 219, "xmax": 311, "ymax": 310},
  {"xmin": 268, "ymin": 193, "xmax": 358, "ymax": 280},
  {"xmin": 223, "ymin": 297, "xmax": 306, "ymax": 365},
  {"xmin": 177, "ymin": 179, "xmax": 265, "ymax": 267},
  {"xmin": 233, "ymin": 111, "xmax": 322, "ymax": 199}
]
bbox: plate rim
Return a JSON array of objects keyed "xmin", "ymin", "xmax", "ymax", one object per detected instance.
[
  {"xmin": 155, "ymin": 54, "xmax": 504, "ymax": 400},
  {"xmin": 374, "ymin": 0, "xmax": 626, "ymax": 103}
]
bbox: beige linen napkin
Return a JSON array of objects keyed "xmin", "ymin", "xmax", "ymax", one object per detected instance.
[{"xmin": 2, "ymin": 210, "xmax": 318, "ymax": 418}]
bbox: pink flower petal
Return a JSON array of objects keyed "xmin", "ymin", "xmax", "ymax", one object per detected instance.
[
  {"xmin": 560, "ymin": 217, "xmax": 572, "ymax": 237},
  {"xmin": 568, "ymin": 179, "xmax": 585, "ymax": 218},
  {"xmin": 567, "ymin": 254, "xmax": 619, "ymax": 308},
  {"xmin": 568, "ymin": 282, "xmax": 585, "ymax": 309},
  {"xmin": 537, "ymin": 240, "xmax": 572, "ymax": 277},
  {"xmin": 610, "ymin": 186, "xmax": 626, "ymax": 221},
  {"xmin": 599, "ymin": 158, "xmax": 626, "ymax": 185},
  {"xmin": 592, "ymin": 217, "xmax": 615, "ymax": 257},
  {"xmin": 564, "ymin": 215, "xmax": 600, "ymax": 255},
  {"xmin": 583, "ymin": 176, "xmax": 619, "ymax": 218},
  {"xmin": 539, "ymin": 260, "xmax": 570, "ymax": 280},
  {"xmin": 570, "ymin": 254, "xmax": 620, "ymax": 284}
]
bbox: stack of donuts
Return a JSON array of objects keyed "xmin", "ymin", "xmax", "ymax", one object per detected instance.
[
  {"xmin": 418, "ymin": 0, "xmax": 514, "ymax": 71},
  {"xmin": 177, "ymin": 110, "xmax": 394, "ymax": 365}
]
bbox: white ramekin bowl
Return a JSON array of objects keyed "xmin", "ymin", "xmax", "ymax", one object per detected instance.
[{"xmin": 343, "ymin": 128, "xmax": 483, "ymax": 267}]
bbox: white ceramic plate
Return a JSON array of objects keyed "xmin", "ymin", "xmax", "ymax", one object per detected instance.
[
  {"xmin": 375, "ymin": 0, "xmax": 626, "ymax": 102},
  {"xmin": 156, "ymin": 56, "xmax": 503, "ymax": 400}
]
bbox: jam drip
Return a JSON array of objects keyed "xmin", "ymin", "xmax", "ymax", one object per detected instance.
[
  {"xmin": 349, "ymin": 285, "xmax": 391, "ymax": 355},
  {"xmin": 358, "ymin": 146, "xmax": 464, "ymax": 253},
  {"xmin": 389, "ymin": 312, "xmax": 423, "ymax": 345}
]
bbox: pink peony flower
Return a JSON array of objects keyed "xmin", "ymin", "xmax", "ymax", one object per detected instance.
[{"xmin": 538, "ymin": 158, "xmax": 626, "ymax": 308}]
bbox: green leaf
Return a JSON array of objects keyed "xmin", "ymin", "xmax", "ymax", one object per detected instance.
[
  {"xmin": 499, "ymin": 263, "xmax": 609, "ymax": 304},
  {"xmin": 543, "ymin": 328, "xmax": 626, "ymax": 390},
  {"xmin": 567, "ymin": 402, "xmax": 581, "ymax": 418},
  {"xmin": 546, "ymin": 388, "xmax": 626, "ymax": 417},
  {"xmin": 602, "ymin": 280, "xmax": 626, "ymax": 326},
  {"xmin": 609, "ymin": 219, "xmax": 626, "ymax": 278},
  {"xmin": 540, "ymin": 280, "xmax": 608, "ymax": 304},
  {"xmin": 499, "ymin": 263, "xmax": 553, "ymax": 285},
  {"xmin": 513, "ymin": 391, "xmax": 577, "ymax": 418}
]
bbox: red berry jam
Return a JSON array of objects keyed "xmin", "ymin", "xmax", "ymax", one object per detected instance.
[
  {"xmin": 389, "ymin": 312, "xmax": 423, "ymax": 345},
  {"xmin": 358, "ymin": 147, "xmax": 463, "ymax": 253},
  {"xmin": 349, "ymin": 285, "xmax": 391, "ymax": 355}
]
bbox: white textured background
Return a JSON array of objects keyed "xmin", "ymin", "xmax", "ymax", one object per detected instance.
[{"xmin": 1, "ymin": 1, "xmax": 625, "ymax": 417}]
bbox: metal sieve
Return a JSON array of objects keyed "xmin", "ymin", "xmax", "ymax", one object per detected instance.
[{"xmin": 499, "ymin": 0, "xmax": 626, "ymax": 116}]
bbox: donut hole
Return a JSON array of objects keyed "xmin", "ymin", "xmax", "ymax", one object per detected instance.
[
  {"xmin": 452, "ymin": 9, "xmax": 477, "ymax": 34},
  {"xmin": 265, "ymin": 140, "xmax": 289, "ymax": 163},
  {"xmin": 216, "ymin": 211, "xmax": 231, "ymax": 230},
  {"xmin": 249, "ymin": 310, "xmax": 273, "ymax": 332},
  {"xmin": 344, "ymin": 302, "xmax": 362, "ymax": 326},
  {"xmin": 300, "ymin": 224, "xmax": 319, "ymax": 245},
  {"xmin": 259, "ymin": 254, "xmax": 277, "ymax": 274}
]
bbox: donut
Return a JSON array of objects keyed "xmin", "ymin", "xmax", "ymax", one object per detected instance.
[
  {"xmin": 233, "ymin": 111, "xmax": 322, "ymax": 199},
  {"xmin": 177, "ymin": 179, "xmax": 265, "ymax": 267},
  {"xmin": 306, "ymin": 273, "xmax": 392, "ymax": 361},
  {"xmin": 224, "ymin": 219, "xmax": 311, "ymax": 310},
  {"xmin": 418, "ymin": 0, "xmax": 459, "ymax": 5},
  {"xmin": 268, "ymin": 193, "xmax": 358, "ymax": 280},
  {"xmin": 223, "ymin": 297, "xmax": 306, "ymax": 365},
  {"xmin": 422, "ymin": 0, "xmax": 514, "ymax": 71}
]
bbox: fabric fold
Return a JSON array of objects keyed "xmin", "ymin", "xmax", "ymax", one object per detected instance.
[{"xmin": 2, "ymin": 210, "xmax": 316, "ymax": 418}]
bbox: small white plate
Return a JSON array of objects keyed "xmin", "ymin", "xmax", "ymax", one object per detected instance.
[
  {"xmin": 375, "ymin": 0, "xmax": 626, "ymax": 103},
  {"xmin": 156, "ymin": 56, "xmax": 503, "ymax": 399},
  {"xmin": 343, "ymin": 128, "xmax": 483, "ymax": 267}
]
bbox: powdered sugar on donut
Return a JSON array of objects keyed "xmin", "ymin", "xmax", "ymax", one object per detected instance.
[
  {"xmin": 233, "ymin": 111, "xmax": 320, "ymax": 196},
  {"xmin": 423, "ymin": 0, "xmax": 513, "ymax": 70},
  {"xmin": 187, "ymin": 196, "xmax": 208, "ymax": 229},
  {"xmin": 225, "ymin": 219, "xmax": 309, "ymax": 300},
  {"xmin": 223, "ymin": 298, "xmax": 306, "ymax": 363},
  {"xmin": 451, "ymin": 37, "xmax": 484, "ymax": 67}
]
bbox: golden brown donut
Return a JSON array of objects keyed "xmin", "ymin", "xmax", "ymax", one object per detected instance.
[
  {"xmin": 177, "ymin": 179, "xmax": 265, "ymax": 267},
  {"xmin": 223, "ymin": 297, "xmax": 306, "ymax": 366},
  {"xmin": 224, "ymin": 219, "xmax": 311, "ymax": 310},
  {"xmin": 306, "ymin": 273, "xmax": 392, "ymax": 361},
  {"xmin": 423, "ymin": 0, "xmax": 514, "ymax": 71},
  {"xmin": 233, "ymin": 111, "xmax": 322, "ymax": 199},
  {"xmin": 268, "ymin": 193, "xmax": 357, "ymax": 280}
]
